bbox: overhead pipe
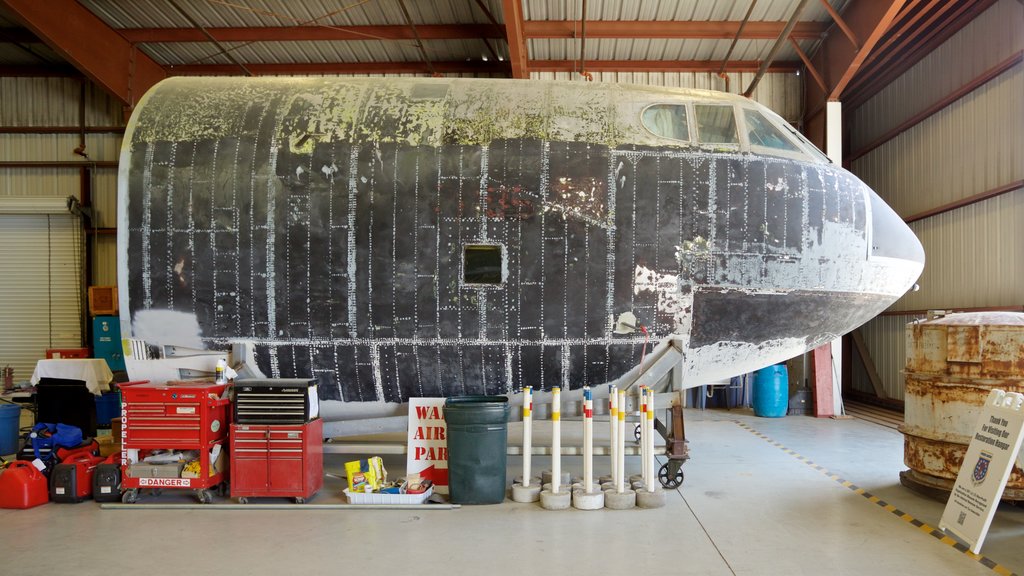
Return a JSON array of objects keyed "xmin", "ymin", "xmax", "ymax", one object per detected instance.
[
  {"xmin": 718, "ymin": 0, "xmax": 758, "ymax": 93},
  {"xmin": 397, "ymin": 0, "xmax": 438, "ymax": 77},
  {"xmin": 579, "ymin": 0, "xmax": 592, "ymax": 80},
  {"xmin": 743, "ymin": 0, "xmax": 812, "ymax": 97}
]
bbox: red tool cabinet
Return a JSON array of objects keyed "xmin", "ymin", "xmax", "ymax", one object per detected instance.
[
  {"xmin": 230, "ymin": 418, "xmax": 322, "ymax": 503},
  {"xmin": 120, "ymin": 380, "xmax": 230, "ymax": 504}
]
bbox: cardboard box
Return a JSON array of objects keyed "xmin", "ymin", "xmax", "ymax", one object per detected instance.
[
  {"xmin": 128, "ymin": 462, "xmax": 184, "ymax": 479},
  {"xmin": 96, "ymin": 437, "xmax": 121, "ymax": 458},
  {"xmin": 88, "ymin": 285, "xmax": 118, "ymax": 316}
]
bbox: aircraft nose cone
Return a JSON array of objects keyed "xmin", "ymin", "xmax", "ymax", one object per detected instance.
[{"xmin": 867, "ymin": 189, "xmax": 925, "ymax": 286}]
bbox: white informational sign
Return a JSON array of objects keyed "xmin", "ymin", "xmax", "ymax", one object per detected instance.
[
  {"xmin": 406, "ymin": 398, "xmax": 448, "ymax": 493},
  {"xmin": 940, "ymin": 389, "xmax": 1024, "ymax": 554}
]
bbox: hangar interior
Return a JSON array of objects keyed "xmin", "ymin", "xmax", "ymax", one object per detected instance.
[{"xmin": 0, "ymin": 1, "xmax": 1022, "ymax": 575}]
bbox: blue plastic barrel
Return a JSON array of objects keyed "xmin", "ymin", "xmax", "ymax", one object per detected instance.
[
  {"xmin": 753, "ymin": 364, "xmax": 789, "ymax": 418},
  {"xmin": 95, "ymin": 392, "xmax": 121, "ymax": 427},
  {"xmin": 0, "ymin": 403, "xmax": 21, "ymax": 455}
]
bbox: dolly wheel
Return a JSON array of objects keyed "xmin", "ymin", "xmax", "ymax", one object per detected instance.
[
  {"xmin": 122, "ymin": 488, "xmax": 139, "ymax": 504},
  {"xmin": 294, "ymin": 497, "xmax": 305, "ymax": 504},
  {"xmin": 658, "ymin": 462, "xmax": 684, "ymax": 489},
  {"xmin": 237, "ymin": 497, "xmax": 248, "ymax": 505},
  {"xmin": 634, "ymin": 424, "xmax": 642, "ymax": 443},
  {"xmin": 197, "ymin": 490, "xmax": 213, "ymax": 504}
]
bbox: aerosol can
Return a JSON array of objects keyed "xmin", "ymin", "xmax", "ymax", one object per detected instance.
[{"xmin": 215, "ymin": 359, "xmax": 228, "ymax": 384}]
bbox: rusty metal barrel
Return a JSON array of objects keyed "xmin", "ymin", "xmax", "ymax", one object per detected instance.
[{"xmin": 900, "ymin": 312, "xmax": 1024, "ymax": 499}]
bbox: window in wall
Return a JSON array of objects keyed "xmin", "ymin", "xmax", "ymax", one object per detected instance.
[
  {"xmin": 743, "ymin": 109, "xmax": 802, "ymax": 152},
  {"xmin": 463, "ymin": 244, "xmax": 504, "ymax": 285},
  {"xmin": 641, "ymin": 104, "xmax": 690, "ymax": 141},
  {"xmin": 695, "ymin": 105, "xmax": 739, "ymax": 144}
]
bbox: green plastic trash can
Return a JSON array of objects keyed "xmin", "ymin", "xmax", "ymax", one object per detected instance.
[{"xmin": 444, "ymin": 395, "xmax": 509, "ymax": 504}]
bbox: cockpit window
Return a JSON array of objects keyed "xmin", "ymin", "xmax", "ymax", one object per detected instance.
[
  {"xmin": 695, "ymin": 105, "xmax": 739, "ymax": 144},
  {"xmin": 743, "ymin": 109, "xmax": 802, "ymax": 152},
  {"xmin": 641, "ymin": 104, "xmax": 689, "ymax": 141},
  {"xmin": 774, "ymin": 113, "xmax": 832, "ymax": 164}
]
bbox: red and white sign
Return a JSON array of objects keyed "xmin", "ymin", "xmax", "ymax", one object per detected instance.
[
  {"xmin": 406, "ymin": 398, "xmax": 448, "ymax": 492},
  {"xmin": 138, "ymin": 478, "xmax": 191, "ymax": 487}
]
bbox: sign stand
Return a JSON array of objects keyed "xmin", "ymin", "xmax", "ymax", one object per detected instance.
[
  {"xmin": 940, "ymin": 389, "xmax": 1024, "ymax": 554},
  {"xmin": 406, "ymin": 398, "xmax": 449, "ymax": 494}
]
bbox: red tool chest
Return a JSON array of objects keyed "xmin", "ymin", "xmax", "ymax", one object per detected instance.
[
  {"xmin": 230, "ymin": 418, "xmax": 322, "ymax": 503},
  {"xmin": 120, "ymin": 380, "xmax": 230, "ymax": 504}
]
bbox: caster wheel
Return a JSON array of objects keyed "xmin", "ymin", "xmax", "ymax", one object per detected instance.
[
  {"xmin": 294, "ymin": 497, "xmax": 305, "ymax": 504},
  {"xmin": 634, "ymin": 424, "xmax": 642, "ymax": 442},
  {"xmin": 237, "ymin": 497, "xmax": 248, "ymax": 505},
  {"xmin": 658, "ymin": 462, "xmax": 684, "ymax": 489},
  {"xmin": 197, "ymin": 490, "xmax": 213, "ymax": 504},
  {"xmin": 122, "ymin": 489, "xmax": 139, "ymax": 504}
]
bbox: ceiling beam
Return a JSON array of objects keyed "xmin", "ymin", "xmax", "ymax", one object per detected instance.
[
  {"xmin": 826, "ymin": 0, "xmax": 907, "ymax": 101},
  {"xmin": 523, "ymin": 20, "xmax": 827, "ymax": 39},
  {"xmin": 802, "ymin": 0, "xmax": 906, "ymax": 143},
  {"xmin": 501, "ymin": 0, "xmax": 528, "ymax": 79},
  {"xmin": 843, "ymin": 0, "xmax": 996, "ymax": 112},
  {"xmin": 0, "ymin": 0, "xmax": 166, "ymax": 107},
  {"xmin": 165, "ymin": 60, "xmax": 510, "ymax": 76},
  {"xmin": 530, "ymin": 60, "xmax": 800, "ymax": 73},
  {"xmin": 117, "ymin": 24, "xmax": 504, "ymax": 43}
]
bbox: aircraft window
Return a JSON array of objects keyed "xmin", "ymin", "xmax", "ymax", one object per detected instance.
[
  {"xmin": 641, "ymin": 104, "xmax": 690, "ymax": 141},
  {"xmin": 464, "ymin": 244, "xmax": 504, "ymax": 285},
  {"xmin": 743, "ymin": 109, "xmax": 802, "ymax": 152},
  {"xmin": 774, "ymin": 115, "xmax": 832, "ymax": 164},
  {"xmin": 695, "ymin": 105, "xmax": 739, "ymax": 144}
]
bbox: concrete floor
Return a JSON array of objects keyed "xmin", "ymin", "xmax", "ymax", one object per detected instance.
[{"xmin": 4, "ymin": 408, "xmax": 1024, "ymax": 576}]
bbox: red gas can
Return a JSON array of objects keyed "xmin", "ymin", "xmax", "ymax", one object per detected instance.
[{"xmin": 0, "ymin": 461, "xmax": 49, "ymax": 509}]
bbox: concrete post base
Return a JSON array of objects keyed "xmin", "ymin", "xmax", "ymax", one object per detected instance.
[
  {"xmin": 629, "ymin": 474, "xmax": 644, "ymax": 484},
  {"xmin": 572, "ymin": 489, "xmax": 605, "ymax": 510},
  {"xmin": 598, "ymin": 474, "xmax": 613, "ymax": 484},
  {"xmin": 636, "ymin": 488, "xmax": 667, "ymax": 508},
  {"xmin": 604, "ymin": 489, "xmax": 637, "ymax": 510},
  {"xmin": 540, "ymin": 489, "xmax": 572, "ymax": 510},
  {"xmin": 542, "ymin": 470, "xmax": 571, "ymax": 485},
  {"xmin": 513, "ymin": 476, "xmax": 542, "ymax": 487},
  {"xmin": 511, "ymin": 482, "xmax": 542, "ymax": 503}
]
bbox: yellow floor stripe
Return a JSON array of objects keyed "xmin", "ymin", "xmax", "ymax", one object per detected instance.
[{"xmin": 734, "ymin": 421, "xmax": 1017, "ymax": 576}]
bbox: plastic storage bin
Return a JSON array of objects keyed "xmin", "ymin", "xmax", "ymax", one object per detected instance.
[
  {"xmin": 444, "ymin": 395, "xmax": 509, "ymax": 504},
  {"xmin": 753, "ymin": 364, "xmax": 789, "ymax": 418}
]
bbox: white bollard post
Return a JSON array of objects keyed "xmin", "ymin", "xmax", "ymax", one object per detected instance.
[
  {"xmin": 605, "ymin": 388, "xmax": 636, "ymax": 509},
  {"xmin": 573, "ymin": 386, "xmax": 605, "ymax": 510},
  {"xmin": 647, "ymin": 390, "xmax": 655, "ymax": 492},
  {"xmin": 636, "ymin": 386, "xmax": 666, "ymax": 509},
  {"xmin": 640, "ymin": 387, "xmax": 649, "ymax": 490},
  {"xmin": 541, "ymin": 386, "xmax": 571, "ymax": 510},
  {"xmin": 512, "ymin": 386, "xmax": 541, "ymax": 503},
  {"xmin": 552, "ymin": 386, "xmax": 561, "ymax": 494},
  {"xmin": 583, "ymin": 386, "xmax": 592, "ymax": 492},
  {"xmin": 617, "ymin": 389, "xmax": 626, "ymax": 493},
  {"xmin": 608, "ymin": 385, "xmax": 618, "ymax": 488},
  {"xmin": 523, "ymin": 386, "xmax": 533, "ymax": 487}
]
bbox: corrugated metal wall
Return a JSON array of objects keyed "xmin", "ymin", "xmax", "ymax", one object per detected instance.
[
  {"xmin": 849, "ymin": 0, "xmax": 1024, "ymax": 402},
  {"xmin": 0, "ymin": 77, "xmax": 123, "ymax": 291}
]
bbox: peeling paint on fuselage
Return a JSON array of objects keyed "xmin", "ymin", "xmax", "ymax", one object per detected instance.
[{"xmin": 118, "ymin": 77, "xmax": 923, "ymax": 404}]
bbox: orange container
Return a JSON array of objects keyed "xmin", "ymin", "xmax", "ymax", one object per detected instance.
[{"xmin": 0, "ymin": 461, "xmax": 49, "ymax": 509}]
